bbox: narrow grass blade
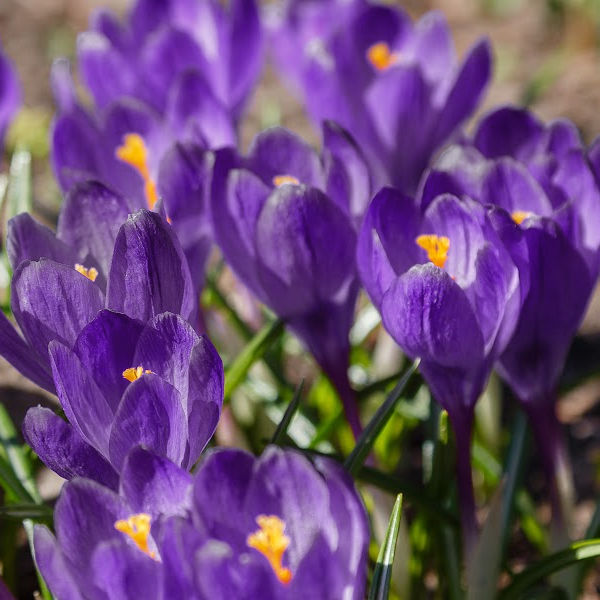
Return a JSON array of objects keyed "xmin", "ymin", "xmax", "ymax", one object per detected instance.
[
  {"xmin": 271, "ymin": 381, "xmax": 304, "ymax": 445},
  {"xmin": 498, "ymin": 540, "xmax": 600, "ymax": 600},
  {"xmin": 369, "ymin": 494, "xmax": 404, "ymax": 600},
  {"xmin": 0, "ymin": 503, "xmax": 53, "ymax": 521},
  {"xmin": 344, "ymin": 359, "xmax": 420, "ymax": 476},
  {"xmin": 224, "ymin": 318, "xmax": 285, "ymax": 400}
]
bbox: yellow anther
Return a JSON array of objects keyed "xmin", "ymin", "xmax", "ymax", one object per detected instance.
[
  {"xmin": 247, "ymin": 515, "xmax": 292, "ymax": 585},
  {"xmin": 416, "ymin": 234, "xmax": 450, "ymax": 269},
  {"xmin": 74, "ymin": 264, "xmax": 98, "ymax": 282},
  {"xmin": 115, "ymin": 133, "xmax": 159, "ymax": 210},
  {"xmin": 367, "ymin": 42, "xmax": 400, "ymax": 71},
  {"xmin": 122, "ymin": 366, "xmax": 153, "ymax": 382},
  {"xmin": 273, "ymin": 175, "xmax": 300, "ymax": 188},
  {"xmin": 511, "ymin": 210, "xmax": 532, "ymax": 225},
  {"xmin": 114, "ymin": 513, "xmax": 155, "ymax": 558}
]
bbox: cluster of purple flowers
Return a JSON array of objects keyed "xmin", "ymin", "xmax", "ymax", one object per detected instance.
[{"xmin": 0, "ymin": 0, "xmax": 599, "ymax": 596}]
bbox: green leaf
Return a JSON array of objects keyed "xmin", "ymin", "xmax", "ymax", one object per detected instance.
[
  {"xmin": 344, "ymin": 359, "xmax": 420, "ymax": 476},
  {"xmin": 224, "ymin": 318, "xmax": 285, "ymax": 401},
  {"xmin": 0, "ymin": 403, "xmax": 40, "ymax": 502},
  {"xmin": 271, "ymin": 381, "xmax": 304, "ymax": 445},
  {"xmin": 7, "ymin": 147, "xmax": 32, "ymax": 217},
  {"xmin": 498, "ymin": 539, "xmax": 600, "ymax": 600},
  {"xmin": 369, "ymin": 494, "xmax": 403, "ymax": 600},
  {"xmin": 23, "ymin": 519, "xmax": 54, "ymax": 600},
  {"xmin": 0, "ymin": 503, "xmax": 53, "ymax": 521},
  {"xmin": 0, "ymin": 454, "xmax": 35, "ymax": 503}
]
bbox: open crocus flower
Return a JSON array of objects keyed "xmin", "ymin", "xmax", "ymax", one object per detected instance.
[
  {"xmin": 357, "ymin": 189, "xmax": 521, "ymax": 552},
  {"xmin": 0, "ymin": 39, "xmax": 21, "ymax": 151},
  {"xmin": 76, "ymin": 0, "xmax": 262, "ymax": 121},
  {"xmin": 270, "ymin": 3, "xmax": 491, "ymax": 194},
  {"xmin": 51, "ymin": 60, "xmax": 226, "ymax": 290},
  {"xmin": 35, "ymin": 445, "xmax": 368, "ymax": 600},
  {"xmin": 212, "ymin": 125, "xmax": 371, "ymax": 436},
  {"xmin": 0, "ymin": 202, "xmax": 195, "ymax": 392},
  {"xmin": 421, "ymin": 106, "xmax": 600, "ymax": 523},
  {"xmin": 23, "ymin": 309, "xmax": 223, "ymax": 488}
]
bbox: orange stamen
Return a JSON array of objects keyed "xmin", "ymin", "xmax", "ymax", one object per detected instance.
[
  {"xmin": 115, "ymin": 513, "xmax": 155, "ymax": 558},
  {"xmin": 116, "ymin": 133, "xmax": 159, "ymax": 210},
  {"xmin": 367, "ymin": 42, "xmax": 400, "ymax": 71},
  {"xmin": 511, "ymin": 210, "xmax": 532, "ymax": 225},
  {"xmin": 247, "ymin": 515, "xmax": 292, "ymax": 585},
  {"xmin": 122, "ymin": 366, "xmax": 153, "ymax": 382},
  {"xmin": 416, "ymin": 234, "xmax": 450, "ymax": 269},
  {"xmin": 273, "ymin": 175, "xmax": 300, "ymax": 188},
  {"xmin": 74, "ymin": 264, "xmax": 98, "ymax": 282}
]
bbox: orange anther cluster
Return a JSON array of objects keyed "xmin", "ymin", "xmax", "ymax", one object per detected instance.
[
  {"xmin": 367, "ymin": 42, "xmax": 400, "ymax": 71},
  {"xmin": 273, "ymin": 175, "xmax": 300, "ymax": 187},
  {"xmin": 74, "ymin": 264, "xmax": 99, "ymax": 282},
  {"xmin": 115, "ymin": 133, "xmax": 159, "ymax": 210},
  {"xmin": 247, "ymin": 515, "xmax": 293, "ymax": 585},
  {"xmin": 511, "ymin": 210, "xmax": 532, "ymax": 225},
  {"xmin": 122, "ymin": 366, "xmax": 154, "ymax": 382},
  {"xmin": 114, "ymin": 513, "xmax": 155, "ymax": 558},
  {"xmin": 416, "ymin": 234, "xmax": 451, "ymax": 269}
]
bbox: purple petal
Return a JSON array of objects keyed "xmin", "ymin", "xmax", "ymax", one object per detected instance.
[
  {"xmin": 57, "ymin": 182, "xmax": 130, "ymax": 278},
  {"xmin": 381, "ymin": 263, "xmax": 485, "ymax": 368},
  {"xmin": 23, "ymin": 407, "xmax": 118, "ymax": 489},
  {"xmin": 50, "ymin": 111, "xmax": 101, "ymax": 192},
  {"xmin": 193, "ymin": 448, "xmax": 256, "ymax": 541},
  {"xmin": 0, "ymin": 311, "xmax": 54, "ymax": 391},
  {"xmin": 91, "ymin": 541, "xmax": 161, "ymax": 600},
  {"xmin": 107, "ymin": 210, "xmax": 195, "ymax": 324},
  {"xmin": 49, "ymin": 341, "xmax": 114, "ymax": 457},
  {"xmin": 322, "ymin": 120, "xmax": 372, "ymax": 224},
  {"xmin": 109, "ymin": 375, "xmax": 188, "ymax": 471},
  {"xmin": 53, "ymin": 478, "xmax": 128, "ymax": 577},
  {"xmin": 34, "ymin": 526, "xmax": 83, "ymax": 600},
  {"xmin": 433, "ymin": 38, "xmax": 492, "ymax": 146},
  {"xmin": 0, "ymin": 45, "xmax": 21, "ymax": 151},
  {"xmin": 72, "ymin": 310, "xmax": 145, "ymax": 409},
  {"xmin": 77, "ymin": 31, "xmax": 135, "ymax": 109},
  {"xmin": 474, "ymin": 105, "xmax": 545, "ymax": 161},
  {"xmin": 213, "ymin": 168, "xmax": 271, "ymax": 294},
  {"xmin": 357, "ymin": 187, "xmax": 420, "ymax": 308},
  {"xmin": 186, "ymin": 335, "xmax": 224, "ymax": 462},
  {"xmin": 255, "ymin": 185, "xmax": 356, "ymax": 316},
  {"xmin": 166, "ymin": 70, "xmax": 236, "ymax": 148},
  {"xmin": 11, "ymin": 259, "xmax": 104, "ymax": 365},
  {"xmin": 120, "ymin": 447, "xmax": 192, "ymax": 517},
  {"xmin": 6, "ymin": 213, "xmax": 79, "ymax": 275},
  {"xmin": 247, "ymin": 127, "xmax": 324, "ymax": 189}
]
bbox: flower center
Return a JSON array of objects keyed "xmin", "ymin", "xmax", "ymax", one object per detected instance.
[
  {"xmin": 115, "ymin": 133, "xmax": 158, "ymax": 210},
  {"xmin": 416, "ymin": 234, "xmax": 450, "ymax": 269},
  {"xmin": 272, "ymin": 175, "xmax": 300, "ymax": 188},
  {"xmin": 122, "ymin": 366, "xmax": 153, "ymax": 382},
  {"xmin": 247, "ymin": 515, "xmax": 292, "ymax": 585},
  {"xmin": 367, "ymin": 42, "xmax": 400, "ymax": 71},
  {"xmin": 114, "ymin": 513, "xmax": 155, "ymax": 558},
  {"xmin": 74, "ymin": 263, "xmax": 98, "ymax": 282},
  {"xmin": 511, "ymin": 210, "xmax": 532, "ymax": 225}
]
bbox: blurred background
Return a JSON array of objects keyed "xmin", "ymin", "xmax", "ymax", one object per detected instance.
[{"xmin": 2, "ymin": 0, "xmax": 600, "ymax": 597}]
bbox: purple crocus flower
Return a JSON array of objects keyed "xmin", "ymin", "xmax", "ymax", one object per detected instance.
[
  {"xmin": 23, "ymin": 308, "xmax": 223, "ymax": 488},
  {"xmin": 79, "ymin": 0, "xmax": 262, "ymax": 122},
  {"xmin": 212, "ymin": 125, "xmax": 371, "ymax": 436},
  {"xmin": 0, "ymin": 198, "xmax": 195, "ymax": 392},
  {"xmin": 357, "ymin": 188, "xmax": 521, "ymax": 552},
  {"xmin": 51, "ymin": 60, "xmax": 225, "ymax": 290},
  {"xmin": 0, "ymin": 40, "xmax": 20, "ymax": 152},
  {"xmin": 421, "ymin": 106, "xmax": 600, "ymax": 521},
  {"xmin": 270, "ymin": 2, "xmax": 491, "ymax": 194},
  {"xmin": 35, "ymin": 445, "xmax": 368, "ymax": 599}
]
